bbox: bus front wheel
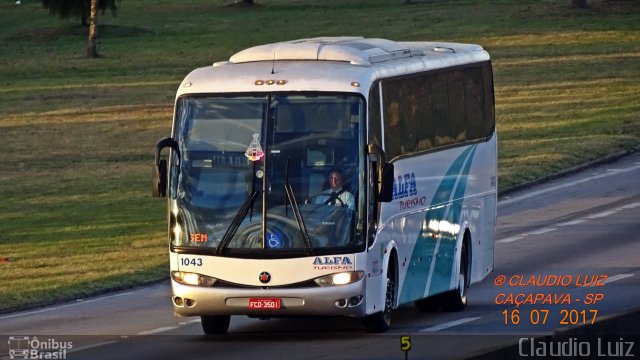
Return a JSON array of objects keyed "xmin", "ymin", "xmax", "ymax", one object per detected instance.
[
  {"xmin": 201, "ymin": 315, "xmax": 230, "ymax": 335},
  {"xmin": 362, "ymin": 275, "xmax": 395, "ymax": 333}
]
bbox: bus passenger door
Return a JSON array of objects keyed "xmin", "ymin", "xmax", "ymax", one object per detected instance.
[
  {"xmin": 365, "ymin": 154, "xmax": 385, "ymax": 314},
  {"xmin": 364, "ymin": 146, "xmax": 395, "ymax": 314}
]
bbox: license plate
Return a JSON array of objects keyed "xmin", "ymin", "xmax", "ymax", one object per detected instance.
[{"xmin": 248, "ymin": 298, "xmax": 281, "ymax": 310}]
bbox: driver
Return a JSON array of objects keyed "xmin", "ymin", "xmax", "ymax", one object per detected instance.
[{"xmin": 308, "ymin": 169, "xmax": 355, "ymax": 210}]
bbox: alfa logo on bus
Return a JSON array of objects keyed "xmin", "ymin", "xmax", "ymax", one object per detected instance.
[
  {"xmin": 393, "ymin": 172, "xmax": 418, "ymax": 200},
  {"xmin": 312, "ymin": 256, "xmax": 354, "ymax": 270},
  {"xmin": 259, "ymin": 271, "xmax": 271, "ymax": 284}
]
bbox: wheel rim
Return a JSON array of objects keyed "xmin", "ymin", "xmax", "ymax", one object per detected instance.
[
  {"xmin": 458, "ymin": 270, "xmax": 467, "ymax": 304},
  {"xmin": 459, "ymin": 251, "xmax": 468, "ymax": 305},
  {"xmin": 383, "ymin": 278, "xmax": 395, "ymax": 325}
]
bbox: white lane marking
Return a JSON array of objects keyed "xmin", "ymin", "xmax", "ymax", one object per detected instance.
[
  {"xmin": 557, "ymin": 219, "xmax": 587, "ymax": 226},
  {"xmin": 498, "ymin": 199, "xmax": 640, "ymax": 245},
  {"xmin": 620, "ymin": 202, "xmax": 640, "ymax": 210},
  {"xmin": 499, "ymin": 164, "xmax": 640, "ymax": 207},
  {"xmin": 497, "ymin": 235, "xmax": 525, "ymax": 244},
  {"xmin": 137, "ymin": 318, "xmax": 201, "ymax": 335},
  {"xmin": 580, "ymin": 273, "xmax": 634, "ymax": 287},
  {"xmin": 69, "ymin": 340, "xmax": 120, "ymax": 353},
  {"xmin": 496, "ymin": 228, "xmax": 556, "ymax": 244},
  {"xmin": 418, "ymin": 317, "xmax": 480, "ymax": 332},
  {"xmin": 0, "ymin": 292, "xmax": 132, "ymax": 321},
  {"xmin": 588, "ymin": 210, "xmax": 618, "ymax": 219},
  {"xmin": 138, "ymin": 325, "xmax": 180, "ymax": 335},
  {"xmin": 529, "ymin": 228, "xmax": 556, "ymax": 235},
  {"xmin": 603, "ymin": 274, "xmax": 634, "ymax": 285}
]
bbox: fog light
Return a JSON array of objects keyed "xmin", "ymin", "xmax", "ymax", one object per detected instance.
[{"xmin": 349, "ymin": 295, "xmax": 363, "ymax": 307}]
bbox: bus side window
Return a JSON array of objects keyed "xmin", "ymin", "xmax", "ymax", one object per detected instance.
[
  {"xmin": 464, "ymin": 67, "xmax": 485, "ymax": 140},
  {"xmin": 368, "ymin": 83, "xmax": 382, "ymax": 147}
]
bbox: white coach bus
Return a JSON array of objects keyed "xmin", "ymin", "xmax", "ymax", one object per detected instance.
[{"xmin": 152, "ymin": 37, "xmax": 497, "ymax": 334}]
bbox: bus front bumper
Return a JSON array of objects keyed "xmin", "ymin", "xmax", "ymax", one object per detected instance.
[{"xmin": 171, "ymin": 279, "xmax": 367, "ymax": 318}]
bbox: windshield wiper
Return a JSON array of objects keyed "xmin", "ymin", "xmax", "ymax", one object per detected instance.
[
  {"xmin": 218, "ymin": 161, "xmax": 260, "ymax": 255},
  {"xmin": 216, "ymin": 190, "xmax": 258, "ymax": 255},
  {"xmin": 216, "ymin": 162, "xmax": 258, "ymax": 255},
  {"xmin": 284, "ymin": 157, "xmax": 313, "ymax": 255}
]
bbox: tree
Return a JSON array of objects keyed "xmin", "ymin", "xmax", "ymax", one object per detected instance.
[
  {"xmin": 86, "ymin": 0, "xmax": 98, "ymax": 57},
  {"xmin": 41, "ymin": 0, "xmax": 118, "ymax": 27}
]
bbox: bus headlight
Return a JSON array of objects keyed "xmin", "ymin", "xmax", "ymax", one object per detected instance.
[
  {"xmin": 314, "ymin": 271, "xmax": 364, "ymax": 287},
  {"xmin": 171, "ymin": 271, "xmax": 217, "ymax": 287}
]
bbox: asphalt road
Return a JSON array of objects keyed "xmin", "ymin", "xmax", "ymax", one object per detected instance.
[{"xmin": 2, "ymin": 152, "xmax": 639, "ymax": 360}]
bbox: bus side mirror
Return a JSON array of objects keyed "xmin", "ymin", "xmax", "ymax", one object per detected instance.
[
  {"xmin": 367, "ymin": 143, "xmax": 394, "ymax": 203},
  {"xmin": 379, "ymin": 163, "xmax": 394, "ymax": 203},
  {"xmin": 152, "ymin": 137, "xmax": 180, "ymax": 198},
  {"xmin": 152, "ymin": 159, "xmax": 168, "ymax": 197}
]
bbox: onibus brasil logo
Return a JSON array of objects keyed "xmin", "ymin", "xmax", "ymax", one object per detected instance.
[{"xmin": 7, "ymin": 336, "xmax": 72, "ymax": 359}]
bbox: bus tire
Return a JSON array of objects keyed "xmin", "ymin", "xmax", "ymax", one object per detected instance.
[
  {"xmin": 201, "ymin": 315, "xmax": 230, "ymax": 335},
  {"xmin": 442, "ymin": 241, "xmax": 469, "ymax": 312},
  {"xmin": 362, "ymin": 273, "xmax": 395, "ymax": 333}
]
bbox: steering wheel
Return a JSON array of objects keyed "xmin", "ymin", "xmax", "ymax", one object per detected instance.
[{"xmin": 305, "ymin": 193, "xmax": 345, "ymax": 207}]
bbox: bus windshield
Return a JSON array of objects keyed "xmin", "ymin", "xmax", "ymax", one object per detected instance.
[{"xmin": 170, "ymin": 94, "xmax": 365, "ymax": 256}]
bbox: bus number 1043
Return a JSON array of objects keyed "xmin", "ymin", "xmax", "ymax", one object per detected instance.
[{"xmin": 180, "ymin": 258, "xmax": 203, "ymax": 266}]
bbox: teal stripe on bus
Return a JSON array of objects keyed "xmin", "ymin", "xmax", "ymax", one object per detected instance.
[
  {"xmin": 427, "ymin": 145, "xmax": 477, "ymax": 296},
  {"xmin": 398, "ymin": 145, "xmax": 477, "ymax": 304}
]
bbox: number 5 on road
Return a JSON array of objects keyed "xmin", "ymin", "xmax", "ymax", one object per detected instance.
[{"xmin": 400, "ymin": 335, "xmax": 411, "ymax": 351}]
